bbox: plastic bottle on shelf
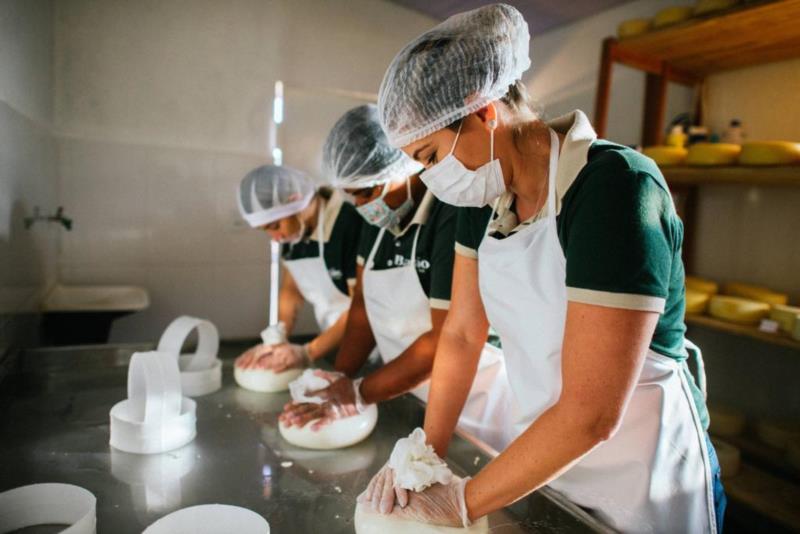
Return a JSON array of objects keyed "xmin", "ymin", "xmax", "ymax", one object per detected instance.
[{"xmin": 722, "ymin": 119, "xmax": 745, "ymax": 145}]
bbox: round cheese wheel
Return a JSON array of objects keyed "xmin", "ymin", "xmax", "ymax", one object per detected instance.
[
  {"xmin": 755, "ymin": 420, "xmax": 800, "ymax": 451},
  {"xmin": 711, "ymin": 439, "xmax": 741, "ymax": 479},
  {"xmin": 769, "ymin": 305, "xmax": 800, "ymax": 334},
  {"xmin": 723, "ymin": 282, "xmax": 788, "ymax": 306},
  {"xmin": 687, "ymin": 143, "xmax": 741, "ymax": 166},
  {"xmin": 686, "ymin": 276, "xmax": 719, "ymax": 295},
  {"xmin": 643, "ymin": 146, "xmax": 688, "ymax": 166},
  {"xmin": 709, "ymin": 295, "xmax": 770, "ymax": 325},
  {"xmin": 279, "ymin": 404, "xmax": 378, "ymax": 450},
  {"xmin": 234, "ymin": 365, "xmax": 303, "ymax": 393},
  {"xmin": 709, "ymin": 406, "xmax": 746, "ymax": 438},
  {"xmin": 617, "ymin": 18, "xmax": 651, "ymax": 39},
  {"xmin": 653, "ymin": 6, "xmax": 694, "ymax": 28},
  {"xmin": 354, "ymin": 502, "xmax": 489, "ymax": 534},
  {"xmin": 694, "ymin": 0, "xmax": 739, "ymax": 15},
  {"xmin": 739, "ymin": 141, "xmax": 800, "ymax": 166},
  {"xmin": 685, "ymin": 288, "xmax": 712, "ymax": 314}
]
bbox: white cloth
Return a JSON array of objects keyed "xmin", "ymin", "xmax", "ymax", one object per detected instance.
[
  {"xmin": 477, "ymin": 129, "xmax": 716, "ymax": 532},
  {"xmin": 284, "ymin": 199, "xmax": 351, "ymax": 331},
  {"xmin": 362, "ymin": 225, "xmax": 515, "ymax": 452}
]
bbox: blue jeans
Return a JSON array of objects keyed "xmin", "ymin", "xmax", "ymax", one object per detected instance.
[{"xmin": 705, "ymin": 433, "xmax": 727, "ymax": 533}]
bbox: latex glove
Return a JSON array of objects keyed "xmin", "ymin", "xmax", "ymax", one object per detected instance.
[
  {"xmin": 357, "ymin": 464, "xmax": 409, "ymax": 514},
  {"xmin": 261, "ymin": 343, "xmax": 309, "ymax": 372},
  {"xmin": 279, "ymin": 371, "xmax": 366, "ymax": 431},
  {"xmin": 234, "ymin": 344, "xmax": 273, "ymax": 370},
  {"xmin": 383, "ymin": 477, "xmax": 471, "ymax": 528}
]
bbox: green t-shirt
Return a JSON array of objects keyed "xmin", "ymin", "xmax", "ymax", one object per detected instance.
[
  {"xmin": 456, "ymin": 141, "xmax": 708, "ymax": 428},
  {"xmin": 282, "ymin": 193, "xmax": 363, "ymax": 295},
  {"xmin": 357, "ymin": 191, "xmax": 456, "ymax": 310}
]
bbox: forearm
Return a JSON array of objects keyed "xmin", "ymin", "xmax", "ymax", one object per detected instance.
[
  {"xmin": 359, "ymin": 330, "xmax": 438, "ymax": 404},
  {"xmin": 278, "ymin": 286, "xmax": 303, "ymax": 334},
  {"xmin": 334, "ymin": 295, "xmax": 375, "ymax": 376},
  {"xmin": 465, "ymin": 401, "xmax": 605, "ymax": 520},
  {"xmin": 306, "ymin": 310, "xmax": 349, "ymax": 361},
  {"xmin": 424, "ymin": 330, "xmax": 484, "ymax": 457}
]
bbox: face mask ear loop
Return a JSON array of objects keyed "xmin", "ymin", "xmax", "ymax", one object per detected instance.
[
  {"xmin": 405, "ymin": 177, "xmax": 412, "ymax": 200},
  {"xmin": 449, "ymin": 120, "xmax": 464, "ymax": 156},
  {"xmin": 379, "ymin": 181, "xmax": 390, "ymax": 199}
]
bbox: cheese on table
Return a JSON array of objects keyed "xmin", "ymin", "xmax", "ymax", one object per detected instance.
[
  {"xmin": 712, "ymin": 439, "xmax": 742, "ymax": 478},
  {"xmin": 685, "ymin": 276, "xmax": 719, "ymax": 295},
  {"xmin": 723, "ymin": 282, "xmax": 788, "ymax": 306},
  {"xmin": 694, "ymin": 0, "xmax": 739, "ymax": 15},
  {"xmin": 653, "ymin": 6, "xmax": 694, "ymax": 27},
  {"xmin": 755, "ymin": 420, "xmax": 800, "ymax": 451},
  {"xmin": 769, "ymin": 304, "xmax": 800, "ymax": 334},
  {"xmin": 709, "ymin": 295, "xmax": 770, "ymax": 325},
  {"xmin": 739, "ymin": 141, "xmax": 800, "ymax": 165},
  {"xmin": 685, "ymin": 288, "xmax": 711, "ymax": 314},
  {"xmin": 709, "ymin": 405, "xmax": 746, "ymax": 438},
  {"xmin": 617, "ymin": 18, "xmax": 651, "ymax": 38},
  {"xmin": 643, "ymin": 145, "xmax": 688, "ymax": 166},
  {"xmin": 687, "ymin": 143, "xmax": 741, "ymax": 166}
]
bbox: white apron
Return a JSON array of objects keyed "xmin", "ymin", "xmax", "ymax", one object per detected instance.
[
  {"xmin": 363, "ymin": 224, "xmax": 515, "ymax": 452},
  {"xmin": 284, "ymin": 201, "xmax": 351, "ymax": 331},
  {"xmin": 477, "ymin": 130, "xmax": 716, "ymax": 532}
]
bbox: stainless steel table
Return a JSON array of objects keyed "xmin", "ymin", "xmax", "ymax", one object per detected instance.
[{"xmin": 0, "ymin": 343, "xmax": 609, "ymax": 533}]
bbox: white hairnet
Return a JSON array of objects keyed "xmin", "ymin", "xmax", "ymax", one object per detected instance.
[
  {"xmin": 378, "ymin": 3, "xmax": 531, "ymax": 148},
  {"xmin": 237, "ymin": 165, "xmax": 315, "ymax": 228},
  {"xmin": 323, "ymin": 104, "xmax": 423, "ymax": 189}
]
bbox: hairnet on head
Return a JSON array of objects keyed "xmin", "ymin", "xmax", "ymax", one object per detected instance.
[
  {"xmin": 237, "ymin": 164, "xmax": 315, "ymax": 228},
  {"xmin": 323, "ymin": 104, "xmax": 423, "ymax": 189},
  {"xmin": 378, "ymin": 3, "xmax": 531, "ymax": 148}
]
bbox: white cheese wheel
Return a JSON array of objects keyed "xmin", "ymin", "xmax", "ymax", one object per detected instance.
[
  {"xmin": 723, "ymin": 282, "xmax": 788, "ymax": 306},
  {"xmin": 687, "ymin": 143, "xmax": 741, "ymax": 166},
  {"xmin": 739, "ymin": 141, "xmax": 800, "ymax": 165},
  {"xmin": 769, "ymin": 305, "xmax": 800, "ymax": 334},
  {"xmin": 234, "ymin": 366, "xmax": 303, "ymax": 393},
  {"xmin": 617, "ymin": 18, "xmax": 651, "ymax": 39},
  {"xmin": 354, "ymin": 502, "xmax": 488, "ymax": 534},
  {"xmin": 685, "ymin": 288, "xmax": 712, "ymax": 314},
  {"xmin": 643, "ymin": 145, "xmax": 688, "ymax": 166},
  {"xmin": 686, "ymin": 276, "xmax": 719, "ymax": 295},
  {"xmin": 278, "ymin": 404, "xmax": 378, "ymax": 450},
  {"xmin": 709, "ymin": 295, "xmax": 770, "ymax": 325},
  {"xmin": 711, "ymin": 439, "xmax": 741, "ymax": 479},
  {"xmin": 709, "ymin": 406, "xmax": 746, "ymax": 438},
  {"xmin": 755, "ymin": 420, "xmax": 800, "ymax": 451}
]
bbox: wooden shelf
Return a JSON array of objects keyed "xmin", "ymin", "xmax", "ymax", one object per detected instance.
[
  {"xmin": 717, "ymin": 432, "xmax": 800, "ymax": 483},
  {"xmin": 725, "ymin": 463, "xmax": 800, "ymax": 530},
  {"xmin": 616, "ymin": 0, "xmax": 800, "ymax": 76},
  {"xmin": 663, "ymin": 165, "xmax": 800, "ymax": 187},
  {"xmin": 685, "ymin": 314, "xmax": 800, "ymax": 351}
]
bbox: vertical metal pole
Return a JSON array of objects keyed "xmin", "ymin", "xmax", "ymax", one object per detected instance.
[{"xmin": 268, "ymin": 81, "xmax": 284, "ymax": 326}]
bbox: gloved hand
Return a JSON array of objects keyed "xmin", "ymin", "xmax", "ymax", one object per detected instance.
[
  {"xmin": 383, "ymin": 477, "xmax": 471, "ymax": 528},
  {"xmin": 358, "ymin": 463, "xmax": 409, "ymax": 514},
  {"xmin": 261, "ymin": 343, "xmax": 309, "ymax": 372},
  {"xmin": 234, "ymin": 344, "xmax": 273, "ymax": 370},
  {"xmin": 279, "ymin": 371, "xmax": 367, "ymax": 431}
]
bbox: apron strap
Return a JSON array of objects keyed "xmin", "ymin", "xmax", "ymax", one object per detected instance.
[
  {"xmin": 684, "ymin": 338, "xmax": 708, "ymax": 399},
  {"xmin": 365, "ymin": 227, "xmax": 387, "ymax": 271},
  {"xmin": 316, "ymin": 197, "xmax": 326, "ymax": 258},
  {"xmin": 409, "ymin": 225, "xmax": 423, "ymax": 264}
]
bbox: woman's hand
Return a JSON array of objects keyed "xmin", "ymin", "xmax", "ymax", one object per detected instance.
[
  {"xmin": 264, "ymin": 343, "xmax": 309, "ymax": 372},
  {"xmin": 279, "ymin": 371, "xmax": 363, "ymax": 430},
  {"xmin": 234, "ymin": 344, "xmax": 274, "ymax": 369},
  {"xmin": 358, "ymin": 464, "xmax": 409, "ymax": 514},
  {"xmin": 380, "ymin": 477, "xmax": 469, "ymax": 528}
]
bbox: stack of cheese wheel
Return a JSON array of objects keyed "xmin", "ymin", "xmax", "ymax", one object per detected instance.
[
  {"xmin": 684, "ymin": 275, "xmax": 718, "ymax": 315},
  {"xmin": 724, "ymin": 282, "xmax": 789, "ymax": 306},
  {"xmin": 643, "ymin": 146, "xmax": 688, "ymax": 166},
  {"xmin": 694, "ymin": 0, "xmax": 739, "ymax": 15},
  {"xmin": 712, "ymin": 439, "xmax": 742, "ymax": 479},
  {"xmin": 653, "ymin": 6, "xmax": 694, "ymax": 28},
  {"xmin": 755, "ymin": 419, "xmax": 800, "ymax": 451},
  {"xmin": 739, "ymin": 141, "xmax": 800, "ymax": 165},
  {"xmin": 687, "ymin": 143, "xmax": 741, "ymax": 166},
  {"xmin": 709, "ymin": 295, "xmax": 770, "ymax": 325},
  {"xmin": 617, "ymin": 18, "xmax": 651, "ymax": 38},
  {"xmin": 769, "ymin": 304, "xmax": 800, "ymax": 334},
  {"xmin": 708, "ymin": 405, "xmax": 746, "ymax": 438},
  {"xmin": 686, "ymin": 276, "xmax": 719, "ymax": 295}
]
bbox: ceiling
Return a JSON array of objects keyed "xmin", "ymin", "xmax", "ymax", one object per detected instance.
[{"xmin": 388, "ymin": 0, "xmax": 635, "ymax": 34}]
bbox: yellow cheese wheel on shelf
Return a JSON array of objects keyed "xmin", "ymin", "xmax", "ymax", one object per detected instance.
[
  {"xmin": 723, "ymin": 282, "xmax": 788, "ymax": 306},
  {"xmin": 712, "ymin": 439, "xmax": 742, "ymax": 478},
  {"xmin": 709, "ymin": 406, "xmax": 746, "ymax": 438},
  {"xmin": 687, "ymin": 143, "xmax": 741, "ymax": 166},
  {"xmin": 686, "ymin": 276, "xmax": 719, "ymax": 295},
  {"xmin": 643, "ymin": 146, "xmax": 688, "ymax": 166},
  {"xmin": 617, "ymin": 18, "xmax": 652, "ymax": 39},
  {"xmin": 685, "ymin": 288, "xmax": 711, "ymax": 314},
  {"xmin": 653, "ymin": 6, "xmax": 694, "ymax": 28},
  {"xmin": 739, "ymin": 141, "xmax": 800, "ymax": 166},
  {"xmin": 755, "ymin": 420, "xmax": 800, "ymax": 451},
  {"xmin": 694, "ymin": 0, "xmax": 739, "ymax": 15},
  {"xmin": 769, "ymin": 305, "xmax": 800, "ymax": 334},
  {"xmin": 709, "ymin": 295, "xmax": 770, "ymax": 325}
]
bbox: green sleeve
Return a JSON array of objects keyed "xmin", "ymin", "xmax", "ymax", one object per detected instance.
[
  {"xmin": 455, "ymin": 206, "xmax": 492, "ymax": 259},
  {"xmin": 559, "ymin": 168, "xmax": 677, "ymax": 312},
  {"xmin": 428, "ymin": 205, "xmax": 457, "ymax": 309}
]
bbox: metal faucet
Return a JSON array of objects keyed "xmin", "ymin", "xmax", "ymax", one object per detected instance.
[{"xmin": 23, "ymin": 206, "xmax": 73, "ymax": 231}]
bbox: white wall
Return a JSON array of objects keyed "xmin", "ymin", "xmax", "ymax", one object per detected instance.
[
  {"xmin": 53, "ymin": 0, "xmax": 435, "ymax": 341},
  {"xmin": 0, "ymin": 0, "xmax": 59, "ymax": 349}
]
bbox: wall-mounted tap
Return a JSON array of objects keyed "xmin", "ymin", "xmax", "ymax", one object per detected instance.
[{"xmin": 24, "ymin": 206, "xmax": 73, "ymax": 231}]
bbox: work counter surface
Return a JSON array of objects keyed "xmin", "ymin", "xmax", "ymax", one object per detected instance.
[{"xmin": 0, "ymin": 342, "xmax": 608, "ymax": 533}]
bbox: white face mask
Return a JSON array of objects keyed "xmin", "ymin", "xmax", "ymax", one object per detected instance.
[
  {"xmin": 420, "ymin": 121, "xmax": 505, "ymax": 208},
  {"xmin": 356, "ymin": 179, "xmax": 414, "ymax": 230}
]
